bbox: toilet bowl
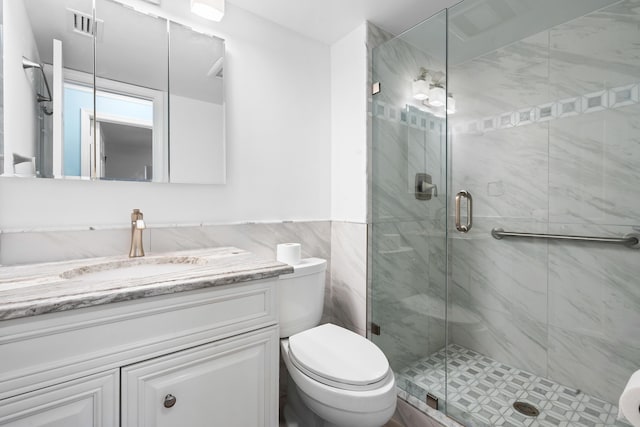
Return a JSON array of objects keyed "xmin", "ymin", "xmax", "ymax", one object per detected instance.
[
  {"xmin": 281, "ymin": 324, "xmax": 396, "ymax": 427},
  {"xmin": 278, "ymin": 258, "xmax": 396, "ymax": 427}
]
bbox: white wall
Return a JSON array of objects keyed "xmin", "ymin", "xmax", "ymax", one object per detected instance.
[
  {"xmin": 105, "ymin": 142, "xmax": 151, "ymax": 181},
  {"xmin": 3, "ymin": 0, "xmax": 40, "ymax": 175},
  {"xmin": 330, "ymin": 23, "xmax": 367, "ymax": 223},
  {"xmin": 0, "ymin": 2, "xmax": 331, "ymax": 230},
  {"xmin": 170, "ymin": 95, "xmax": 224, "ymax": 184}
]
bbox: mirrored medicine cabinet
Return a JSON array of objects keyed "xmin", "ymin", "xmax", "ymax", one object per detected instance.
[{"xmin": 1, "ymin": 0, "xmax": 225, "ymax": 184}]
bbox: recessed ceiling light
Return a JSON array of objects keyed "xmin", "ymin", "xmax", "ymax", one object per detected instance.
[{"xmin": 191, "ymin": 0, "xmax": 225, "ymax": 22}]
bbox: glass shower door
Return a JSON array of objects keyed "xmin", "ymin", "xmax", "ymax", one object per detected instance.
[
  {"xmin": 370, "ymin": 9, "xmax": 449, "ymax": 411},
  {"xmin": 445, "ymin": 0, "xmax": 639, "ymax": 425},
  {"xmin": 371, "ymin": 1, "xmax": 639, "ymax": 426}
]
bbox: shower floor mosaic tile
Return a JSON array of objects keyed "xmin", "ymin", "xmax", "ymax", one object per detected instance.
[{"xmin": 396, "ymin": 344, "xmax": 630, "ymax": 427}]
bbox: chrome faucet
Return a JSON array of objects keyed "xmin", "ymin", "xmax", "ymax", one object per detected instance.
[{"xmin": 129, "ymin": 209, "xmax": 146, "ymax": 258}]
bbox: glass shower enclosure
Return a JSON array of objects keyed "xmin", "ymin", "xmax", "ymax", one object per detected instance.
[{"xmin": 371, "ymin": 1, "xmax": 640, "ymax": 426}]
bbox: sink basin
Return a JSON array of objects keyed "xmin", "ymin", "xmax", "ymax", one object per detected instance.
[{"xmin": 60, "ymin": 256, "xmax": 208, "ymax": 282}]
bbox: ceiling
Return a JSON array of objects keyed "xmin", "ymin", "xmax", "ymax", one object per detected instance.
[{"xmin": 226, "ymin": 0, "xmax": 462, "ymax": 45}]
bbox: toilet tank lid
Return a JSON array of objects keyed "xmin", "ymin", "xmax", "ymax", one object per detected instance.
[
  {"xmin": 279, "ymin": 258, "xmax": 326, "ymax": 279},
  {"xmin": 289, "ymin": 323, "xmax": 389, "ymax": 387}
]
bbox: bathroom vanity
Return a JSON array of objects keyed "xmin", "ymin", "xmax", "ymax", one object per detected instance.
[{"xmin": 0, "ymin": 248, "xmax": 292, "ymax": 427}]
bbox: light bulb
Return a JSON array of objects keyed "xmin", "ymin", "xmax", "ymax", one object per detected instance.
[
  {"xmin": 429, "ymin": 86, "xmax": 445, "ymax": 107},
  {"xmin": 412, "ymin": 77, "xmax": 431, "ymax": 101}
]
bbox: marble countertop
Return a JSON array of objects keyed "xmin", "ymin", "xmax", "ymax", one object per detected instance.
[{"xmin": 0, "ymin": 247, "xmax": 293, "ymax": 321}]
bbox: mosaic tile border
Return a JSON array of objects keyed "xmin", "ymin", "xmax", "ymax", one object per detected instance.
[
  {"xmin": 372, "ymin": 82, "xmax": 640, "ymax": 136},
  {"xmin": 396, "ymin": 344, "xmax": 631, "ymax": 427}
]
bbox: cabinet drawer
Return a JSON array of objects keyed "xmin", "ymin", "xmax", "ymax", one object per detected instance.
[
  {"xmin": 122, "ymin": 326, "xmax": 279, "ymax": 427},
  {"xmin": 0, "ymin": 279, "xmax": 277, "ymax": 400},
  {"xmin": 0, "ymin": 369, "xmax": 119, "ymax": 427}
]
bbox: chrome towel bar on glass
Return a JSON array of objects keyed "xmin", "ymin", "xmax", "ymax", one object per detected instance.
[
  {"xmin": 491, "ymin": 228, "xmax": 640, "ymax": 249},
  {"xmin": 455, "ymin": 191, "xmax": 473, "ymax": 233}
]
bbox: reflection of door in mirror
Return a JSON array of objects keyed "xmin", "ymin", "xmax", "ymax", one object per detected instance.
[
  {"xmin": 70, "ymin": 84, "xmax": 157, "ymax": 182},
  {"xmin": 95, "ymin": 0, "xmax": 168, "ymax": 182},
  {"xmin": 97, "ymin": 118, "xmax": 153, "ymax": 182}
]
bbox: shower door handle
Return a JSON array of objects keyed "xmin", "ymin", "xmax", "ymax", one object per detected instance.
[{"xmin": 455, "ymin": 190, "xmax": 473, "ymax": 233}]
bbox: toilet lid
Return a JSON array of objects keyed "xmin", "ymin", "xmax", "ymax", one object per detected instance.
[{"xmin": 288, "ymin": 323, "xmax": 390, "ymax": 390}]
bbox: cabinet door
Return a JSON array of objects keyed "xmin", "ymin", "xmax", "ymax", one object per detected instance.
[
  {"xmin": 0, "ymin": 370, "xmax": 118, "ymax": 427},
  {"xmin": 122, "ymin": 326, "xmax": 278, "ymax": 427}
]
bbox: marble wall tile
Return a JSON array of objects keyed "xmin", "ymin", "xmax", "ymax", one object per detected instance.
[
  {"xmin": 371, "ymin": 219, "xmax": 447, "ymax": 371},
  {"xmin": 148, "ymin": 222, "xmax": 331, "ymax": 261},
  {"xmin": 0, "ymin": 228, "xmax": 149, "ymax": 266},
  {"xmin": 371, "ymin": 23, "xmax": 447, "ymax": 224},
  {"xmin": 367, "ymin": 22, "xmax": 396, "ymax": 226},
  {"xmin": 149, "ymin": 221, "xmax": 334, "ymax": 324},
  {"xmin": 372, "ymin": 117, "xmax": 413, "ymax": 222},
  {"xmin": 368, "ymin": 23, "xmax": 396, "ymax": 53},
  {"xmin": 372, "ymin": 110, "xmax": 446, "ymax": 223},
  {"xmin": 448, "ymin": 218, "xmax": 549, "ymax": 377},
  {"xmin": 548, "ymin": 105, "xmax": 640, "ymax": 225},
  {"xmin": 549, "ymin": 0, "xmax": 640, "ymax": 98},
  {"xmin": 372, "ymin": 33, "xmax": 445, "ymax": 114},
  {"xmin": 547, "ymin": 223, "xmax": 640, "ymax": 402},
  {"xmin": 449, "ymin": 31, "xmax": 550, "ymax": 122},
  {"xmin": 451, "ymin": 123, "xmax": 549, "ymax": 221},
  {"xmin": 548, "ymin": 325, "xmax": 639, "ymax": 404},
  {"xmin": 330, "ymin": 221, "xmax": 367, "ymax": 335}
]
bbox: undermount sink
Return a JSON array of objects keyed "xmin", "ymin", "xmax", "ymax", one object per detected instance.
[{"xmin": 60, "ymin": 256, "xmax": 208, "ymax": 282}]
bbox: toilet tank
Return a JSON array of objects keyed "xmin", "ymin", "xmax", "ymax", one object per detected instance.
[{"xmin": 278, "ymin": 258, "xmax": 327, "ymax": 338}]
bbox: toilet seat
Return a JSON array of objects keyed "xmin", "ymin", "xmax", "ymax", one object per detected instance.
[{"xmin": 288, "ymin": 323, "xmax": 390, "ymax": 391}]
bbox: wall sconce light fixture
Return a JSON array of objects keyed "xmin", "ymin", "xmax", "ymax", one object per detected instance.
[
  {"xmin": 191, "ymin": 0, "xmax": 225, "ymax": 22},
  {"xmin": 412, "ymin": 67, "xmax": 432, "ymax": 101},
  {"xmin": 413, "ymin": 68, "xmax": 456, "ymax": 115}
]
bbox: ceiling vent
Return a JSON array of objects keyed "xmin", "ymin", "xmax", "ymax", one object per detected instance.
[
  {"xmin": 448, "ymin": 0, "xmax": 518, "ymax": 41},
  {"xmin": 67, "ymin": 8, "xmax": 102, "ymax": 38}
]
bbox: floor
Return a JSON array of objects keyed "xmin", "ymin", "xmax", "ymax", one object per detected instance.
[{"xmin": 396, "ymin": 344, "xmax": 631, "ymax": 427}]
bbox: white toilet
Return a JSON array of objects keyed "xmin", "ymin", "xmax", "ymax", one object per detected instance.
[{"xmin": 278, "ymin": 257, "xmax": 397, "ymax": 427}]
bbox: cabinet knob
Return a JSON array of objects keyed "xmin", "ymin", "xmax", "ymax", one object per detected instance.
[{"xmin": 164, "ymin": 394, "xmax": 177, "ymax": 408}]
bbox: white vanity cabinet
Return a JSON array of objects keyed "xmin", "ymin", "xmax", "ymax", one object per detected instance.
[
  {"xmin": 122, "ymin": 327, "xmax": 277, "ymax": 427},
  {"xmin": 0, "ymin": 370, "xmax": 119, "ymax": 427},
  {"xmin": 0, "ymin": 278, "xmax": 280, "ymax": 427}
]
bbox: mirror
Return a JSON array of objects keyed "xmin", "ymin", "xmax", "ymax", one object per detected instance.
[
  {"xmin": 169, "ymin": 21, "xmax": 225, "ymax": 184},
  {"xmin": 2, "ymin": 0, "xmax": 225, "ymax": 184}
]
